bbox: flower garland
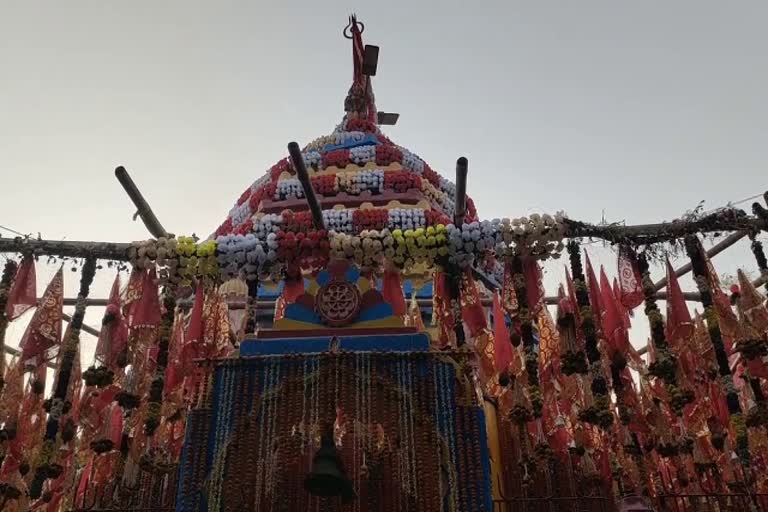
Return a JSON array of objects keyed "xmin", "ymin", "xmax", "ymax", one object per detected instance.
[
  {"xmin": 0, "ymin": 260, "xmax": 18, "ymax": 391},
  {"xmin": 29, "ymin": 257, "xmax": 97, "ymax": 500},
  {"xmin": 495, "ymin": 214, "xmax": 567, "ymax": 261},
  {"xmin": 636, "ymin": 252, "xmax": 694, "ymax": 416},
  {"xmin": 568, "ymin": 241, "xmax": 613, "ymax": 430},
  {"xmin": 751, "ymin": 238, "xmax": 768, "ymax": 294},
  {"xmin": 684, "ymin": 235, "xmax": 749, "ymax": 463},
  {"xmin": 510, "ymin": 255, "xmax": 542, "ymax": 418},
  {"xmin": 144, "ymin": 290, "xmax": 177, "ymax": 436}
]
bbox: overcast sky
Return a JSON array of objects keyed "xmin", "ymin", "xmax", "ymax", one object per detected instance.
[{"xmin": 1, "ymin": 1, "xmax": 767, "ymax": 362}]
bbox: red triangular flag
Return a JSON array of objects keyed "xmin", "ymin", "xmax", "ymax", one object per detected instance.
[
  {"xmin": 382, "ymin": 270, "xmax": 406, "ymax": 316},
  {"xmin": 613, "ymin": 277, "xmax": 632, "ymax": 329},
  {"xmin": 19, "ymin": 267, "xmax": 63, "ymax": 364},
  {"xmin": 493, "ymin": 292, "xmax": 512, "ymax": 372},
  {"xmin": 186, "ymin": 283, "xmax": 205, "ymax": 345},
  {"xmin": 461, "ymin": 271, "xmax": 487, "ymax": 337},
  {"xmin": 522, "ymin": 257, "xmax": 544, "ymax": 314},
  {"xmin": 599, "ymin": 266, "xmax": 632, "ymax": 360},
  {"xmin": 129, "ymin": 269, "xmax": 162, "ymax": 328},
  {"xmin": 585, "ymin": 254, "xmax": 603, "ymax": 331},
  {"xmin": 95, "ymin": 275, "xmax": 127, "ymax": 369},
  {"xmin": 5, "ymin": 255, "xmax": 36, "ymax": 320},
  {"xmin": 665, "ymin": 259, "xmax": 694, "ymax": 344}
]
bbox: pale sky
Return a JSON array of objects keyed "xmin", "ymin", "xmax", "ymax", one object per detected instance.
[{"xmin": 1, "ymin": 1, "xmax": 767, "ymax": 363}]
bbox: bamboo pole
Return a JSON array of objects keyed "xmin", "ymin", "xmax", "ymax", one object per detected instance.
[
  {"xmin": 288, "ymin": 142, "xmax": 325, "ymax": 231},
  {"xmin": 115, "ymin": 166, "xmax": 172, "ymax": 238}
]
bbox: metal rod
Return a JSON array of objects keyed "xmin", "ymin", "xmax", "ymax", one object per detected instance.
[
  {"xmin": 115, "ymin": 166, "xmax": 172, "ymax": 238},
  {"xmin": 288, "ymin": 142, "xmax": 325, "ymax": 231},
  {"xmin": 454, "ymin": 157, "xmax": 468, "ymax": 226},
  {"xmin": 653, "ymin": 231, "xmax": 747, "ymax": 292}
]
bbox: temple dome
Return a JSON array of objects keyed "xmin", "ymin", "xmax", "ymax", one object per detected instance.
[{"xmin": 213, "ymin": 114, "xmax": 477, "ymax": 239}]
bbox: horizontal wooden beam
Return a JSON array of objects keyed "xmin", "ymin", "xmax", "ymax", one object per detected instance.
[{"xmin": 0, "ymin": 237, "xmax": 129, "ymax": 260}]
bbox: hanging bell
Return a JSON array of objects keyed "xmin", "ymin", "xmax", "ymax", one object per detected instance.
[{"xmin": 304, "ymin": 430, "xmax": 356, "ymax": 503}]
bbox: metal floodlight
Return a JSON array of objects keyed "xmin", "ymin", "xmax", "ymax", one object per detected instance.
[
  {"xmin": 363, "ymin": 45, "xmax": 379, "ymax": 75},
  {"xmin": 377, "ymin": 111, "xmax": 399, "ymax": 125}
]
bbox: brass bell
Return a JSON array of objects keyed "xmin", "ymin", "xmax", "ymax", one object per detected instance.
[{"xmin": 304, "ymin": 429, "xmax": 356, "ymax": 503}]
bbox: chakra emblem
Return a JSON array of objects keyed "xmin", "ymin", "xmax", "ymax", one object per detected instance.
[{"xmin": 315, "ymin": 281, "xmax": 361, "ymax": 327}]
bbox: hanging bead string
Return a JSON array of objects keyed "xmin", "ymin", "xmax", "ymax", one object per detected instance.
[
  {"xmin": 406, "ymin": 357, "xmax": 419, "ymax": 506},
  {"xmin": 268, "ymin": 358, "xmax": 283, "ymax": 506},
  {"xmin": 253, "ymin": 358, "xmax": 272, "ymax": 509},
  {"xmin": 684, "ymin": 235, "xmax": 750, "ymax": 465},
  {"xmin": 0, "ymin": 259, "xmax": 18, "ymax": 391},
  {"xmin": 208, "ymin": 364, "xmax": 236, "ymax": 511}
]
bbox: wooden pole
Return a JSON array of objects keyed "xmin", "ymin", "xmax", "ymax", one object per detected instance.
[
  {"xmin": 652, "ymin": 231, "xmax": 747, "ymax": 292},
  {"xmin": 454, "ymin": 157, "xmax": 468, "ymax": 226},
  {"xmin": 288, "ymin": 142, "xmax": 325, "ymax": 231},
  {"xmin": 115, "ymin": 166, "xmax": 172, "ymax": 238}
]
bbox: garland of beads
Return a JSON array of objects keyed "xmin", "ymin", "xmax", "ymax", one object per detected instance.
[
  {"xmin": 29, "ymin": 257, "xmax": 97, "ymax": 499},
  {"xmin": 510, "ymin": 255, "xmax": 543, "ymax": 419},
  {"xmin": 0, "ymin": 260, "xmax": 18, "ymax": 390},
  {"xmin": 684, "ymin": 235, "xmax": 750, "ymax": 464},
  {"xmin": 636, "ymin": 252, "xmax": 695, "ymax": 418},
  {"xmin": 568, "ymin": 241, "xmax": 614, "ymax": 430}
]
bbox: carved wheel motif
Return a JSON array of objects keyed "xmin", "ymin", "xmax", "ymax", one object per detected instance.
[{"xmin": 315, "ymin": 281, "xmax": 361, "ymax": 327}]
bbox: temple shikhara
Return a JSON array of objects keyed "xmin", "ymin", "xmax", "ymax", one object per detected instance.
[{"xmin": 3, "ymin": 15, "xmax": 768, "ymax": 512}]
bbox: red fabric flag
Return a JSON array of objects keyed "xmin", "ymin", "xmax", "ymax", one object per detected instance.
[
  {"xmin": 665, "ymin": 259, "xmax": 694, "ymax": 344},
  {"xmin": 522, "ymin": 258, "xmax": 544, "ymax": 314},
  {"xmin": 129, "ymin": 269, "xmax": 162, "ymax": 328},
  {"xmin": 585, "ymin": 254, "xmax": 603, "ymax": 331},
  {"xmin": 186, "ymin": 284, "xmax": 205, "ymax": 345},
  {"xmin": 617, "ymin": 245, "xmax": 644, "ymax": 309},
  {"xmin": 599, "ymin": 267, "xmax": 625, "ymax": 358},
  {"xmin": 19, "ymin": 267, "xmax": 63, "ymax": 364},
  {"xmin": 95, "ymin": 275, "xmax": 127, "ymax": 370},
  {"xmin": 5, "ymin": 255, "xmax": 36, "ymax": 320},
  {"xmin": 108, "ymin": 404, "xmax": 123, "ymax": 446},
  {"xmin": 382, "ymin": 270, "xmax": 406, "ymax": 316},
  {"xmin": 461, "ymin": 271, "xmax": 487, "ymax": 337},
  {"xmin": 493, "ymin": 292, "xmax": 512, "ymax": 372},
  {"xmin": 612, "ymin": 277, "xmax": 632, "ymax": 329},
  {"xmin": 434, "ymin": 272, "xmax": 455, "ymax": 347}
]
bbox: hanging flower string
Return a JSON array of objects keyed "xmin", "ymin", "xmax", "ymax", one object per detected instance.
[
  {"xmin": 568, "ymin": 241, "xmax": 613, "ymax": 430},
  {"xmin": 684, "ymin": 235, "xmax": 750, "ymax": 464},
  {"xmin": 0, "ymin": 260, "xmax": 18, "ymax": 391}
]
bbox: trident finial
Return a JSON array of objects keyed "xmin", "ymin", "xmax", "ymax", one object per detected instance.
[{"xmin": 343, "ymin": 14, "xmax": 364, "ymax": 39}]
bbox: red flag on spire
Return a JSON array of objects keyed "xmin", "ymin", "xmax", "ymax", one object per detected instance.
[
  {"xmin": 665, "ymin": 259, "xmax": 694, "ymax": 344},
  {"xmin": 19, "ymin": 267, "xmax": 63, "ymax": 364},
  {"xmin": 5, "ymin": 255, "xmax": 36, "ymax": 320}
]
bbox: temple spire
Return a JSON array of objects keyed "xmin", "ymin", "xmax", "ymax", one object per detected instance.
[{"xmin": 343, "ymin": 15, "xmax": 377, "ymax": 124}]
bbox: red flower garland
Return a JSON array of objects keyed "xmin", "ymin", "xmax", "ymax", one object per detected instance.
[
  {"xmin": 269, "ymin": 158, "xmax": 293, "ymax": 180},
  {"xmin": 425, "ymin": 209, "xmax": 451, "ymax": 227},
  {"xmin": 276, "ymin": 229, "xmax": 330, "ymax": 275},
  {"xmin": 234, "ymin": 218, "xmax": 253, "ymax": 235},
  {"xmin": 346, "ymin": 118, "xmax": 377, "ymax": 133},
  {"xmin": 422, "ymin": 163, "xmax": 442, "ymax": 188},
  {"xmin": 375, "ymin": 145, "xmax": 403, "ymax": 166},
  {"xmin": 322, "ymin": 149, "xmax": 351, "ymax": 169},
  {"xmin": 384, "ymin": 170, "xmax": 421, "ymax": 193},
  {"xmin": 352, "ymin": 209, "xmax": 388, "ymax": 231},
  {"xmin": 311, "ymin": 174, "xmax": 337, "ymax": 196},
  {"xmin": 215, "ymin": 218, "xmax": 233, "ymax": 237},
  {"xmin": 236, "ymin": 187, "xmax": 251, "ymax": 206},
  {"xmin": 282, "ymin": 211, "xmax": 314, "ymax": 233}
]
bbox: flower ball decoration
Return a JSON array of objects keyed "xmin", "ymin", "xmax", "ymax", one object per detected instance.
[
  {"xmin": 445, "ymin": 221, "xmax": 497, "ymax": 268},
  {"xmin": 388, "ymin": 208, "xmax": 426, "ymax": 232},
  {"xmin": 323, "ymin": 209, "xmax": 354, "ymax": 234},
  {"xmin": 494, "ymin": 213, "xmax": 567, "ymax": 260},
  {"xmin": 217, "ymin": 234, "xmax": 276, "ymax": 281},
  {"xmin": 375, "ymin": 144, "xmax": 402, "ymax": 166},
  {"xmin": 276, "ymin": 230, "xmax": 330, "ymax": 277},
  {"xmin": 276, "ymin": 179, "xmax": 304, "ymax": 201},
  {"xmin": 322, "ymin": 149, "xmax": 351, "ymax": 169},
  {"xmin": 303, "ymin": 149, "xmax": 323, "ymax": 169},
  {"xmin": 349, "ymin": 145, "xmax": 376, "ymax": 166}
]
